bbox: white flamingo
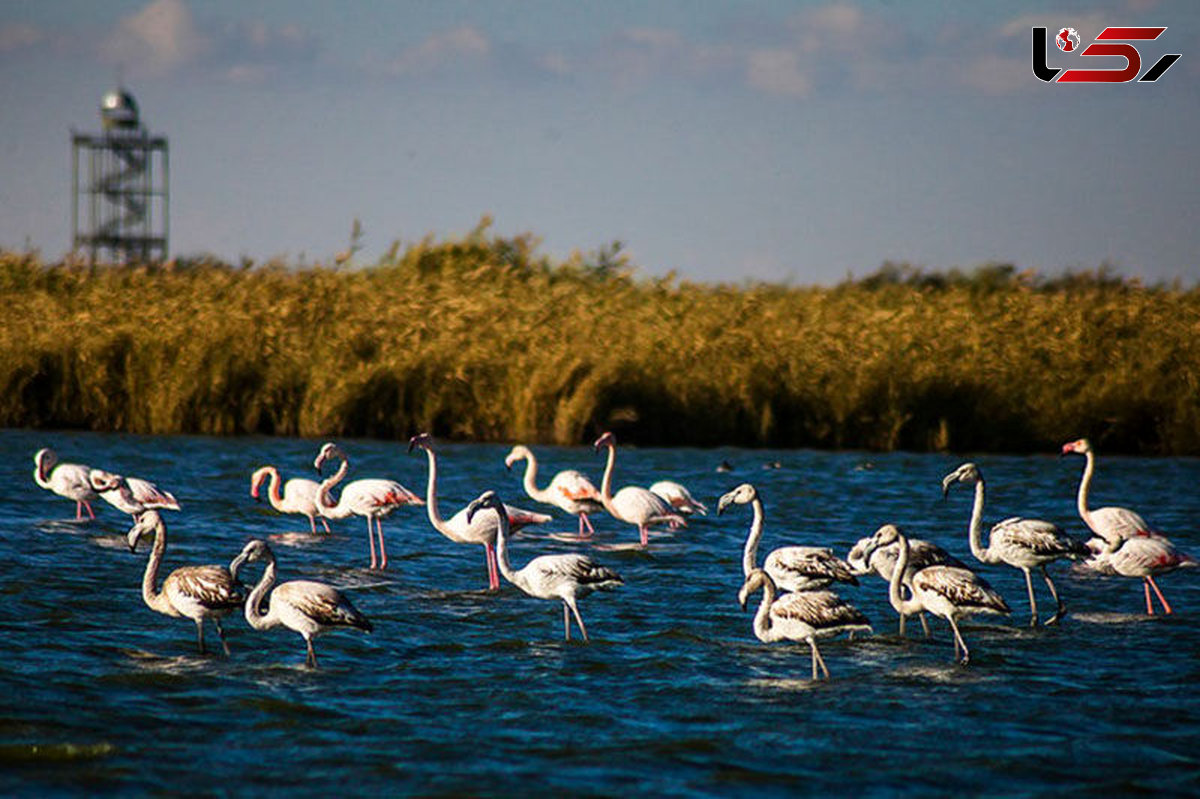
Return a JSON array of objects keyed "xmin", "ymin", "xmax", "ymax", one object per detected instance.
[
  {"xmin": 718, "ymin": 483, "xmax": 859, "ymax": 593},
  {"xmin": 250, "ymin": 465, "xmax": 329, "ymax": 534},
  {"xmin": 863, "ymin": 524, "xmax": 1010, "ymax": 665},
  {"xmin": 313, "ymin": 442, "xmax": 423, "ymax": 570},
  {"xmin": 409, "ymin": 433, "xmax": 552, "ymax": 591},
  {"xmin": 229, "ymin": 538, "xmax": 373, "ymax": 667},
  {"xmin": 33, "ymin": 448, "xmax": 98, "ymax": 520},
  {"xmin": 846, "ymin": 526, "xmax": 964, "ymax": 637},
  {"xmin": 126, "ymin": 510, "xmax": 244, "ymax": 655},
  {"xmin": 466, "ymin": 490, "xmax": 623, "ymax": 641},
  {"xmin": 738, "ymin": 568, "xmax": 871, "ymax": 680},
  {"xmin": 1062, "ymin": 438, "xmax": 1160, "ymax": 546},
  {"xmin": 89, "ymin": 469, "xmax": 181, "ymax": 517},
  {"xmin": 592, "ymin": 431, "xmax": 685, "ymax": 546},
  {"xmin": 942, "ymin": 462, "xmax": 1089, "ymax": 626},
  {"xmin": 650, "ymin": 480, "xmax": 708, "ymax": 521},
  {"xmin": 1083, "ymin": 533, "xmax": 1195, "ymax": 615},
  {"xmin": 504, "ymin": 445, "xmax": 605, "ymax": 538}
]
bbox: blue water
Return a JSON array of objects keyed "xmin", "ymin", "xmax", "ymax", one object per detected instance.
[{"xmin": 3, "ymin": 429, "xmax": 1199, "ymax": 796}]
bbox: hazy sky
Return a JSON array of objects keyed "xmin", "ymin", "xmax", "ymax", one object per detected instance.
[{"xmin": 2, "ymin": 0, "xmax": 1197, "ymax": 285}]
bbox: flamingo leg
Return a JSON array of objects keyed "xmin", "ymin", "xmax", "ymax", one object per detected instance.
[
  {"xmin": 214, "ymin": 618, "xmax": 231, "ymax": 656},
  {"xmin": 638, "ymin": 525, "xmax": 649, "ymax": 547},
  {"xmin": 484, "ymin": 542, "xmax": 499, "ymax": 590},
  {"xmin": 1042, "ymin": 566, "xmax": 1065, "ymax": 625},
  {"xmin": 376, "ymin": 518, "xmax": 388, "ymax": 570},
  {"xmin": 897, "ymin": 612, "xmax": 906, "ymax": 637},
  {"xmin": 565, "ymin": 596, "xmax": 588, "ymax": 641},
  {"xmin": 947, "ymin": 617, "xmax": 970, "ymax": 665},
  {"xmin": 366, "ymin": 518, "xmax": 378, "ymax": 569},
  {"xmin": 1147, "ymin": 575, "xmax": 1174, "ymax": 615},
  {"xmin": 563, "ymin": 603, "xmax": 571, "ymax": 640},
  {"xmin": 305, "ymin": 637, "xmax": 319, "ymax": 668},
  {"xmin": 808, "ymin": 639, "xmax": 830, "ymax": 680},
  {"xmin": 320, "ymin": 516, "xmax": 331, "ymax": 534},
  {"xmin": 1143, "ymin": 580, "xmax": 1155, "ymax": 615},
  {"xmin": 195, "ymin": 620, "xmax": 207, "ymax": 654},
  {"xmin": 919, "ymin": 612, "xmax": 931, "ymax": 639},
  {"xmin": 307, "ymin": 514, "xmax": 318, "ymax": 534},
  {"xmin": 580, "ymin": 512, "xmax": 595, "ymax": 537},
  {"xmin": 1023, "ymin": 568, "xmax": 1039, "ymax": 627}
]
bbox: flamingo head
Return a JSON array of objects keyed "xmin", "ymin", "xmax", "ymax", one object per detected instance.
[
  {"xmin": 313, "ymin": 442, "xmax": 346, "ymax": 473},
  {"xmin": 465, "ymin": 490, "xmax": 504, "ymax": 525},
  {"xmin": 862, "ymin": 523, "xmax": 904, "ymax": 564},
  {"xmin": 717, "ymin": 483, "xmax": 757, "ymax": 515},
  {"xmin": 737, "ymin": 568, "xmax": 770, "ymax": 609},
  {"xmin": 88, "ymin": 468, "xmax": 123, "ymax": 493},
  {"xmin": 249, "ymin": 466, "xmax": 271, "ymax": 500},
  {"xmin": 593, "ymin": 431, "xmax": 616, "ymax": 452},
  {"xmin": 1061, "ymin": 438, "xmax": 1091, "ymax": 457},
  {"xmin": 941, "ymin": 462, "xmax": 981, "ymax": 497},
  {"xmin": 408, "ymin": 432, "xmax": 434, "ymax": 454},
  {"xmin": 503, "ymin": 445, "xmax": 530, "ymax": 470},
  {"xmin": 126, "ymin": 510, "xmax": 163, "ymax": 552},
  {"xmin": 228, "ymin": 538, "xmax": 273, "ymax": 582},
  {"xmin": 846, "ymin": 537, "xmax": 876, "ymax": 575}
]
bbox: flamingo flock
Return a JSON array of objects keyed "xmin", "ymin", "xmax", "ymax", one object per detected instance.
[{"xmin": 30, "ymin": 435, "xmax": 1196, "ymax": 675}]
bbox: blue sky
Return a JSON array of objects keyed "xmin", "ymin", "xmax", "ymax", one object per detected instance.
[{"xmin": 2, "ymin": 0, "xmax": 1197, "ymax": 285}]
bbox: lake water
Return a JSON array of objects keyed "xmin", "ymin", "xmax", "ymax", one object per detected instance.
[{"xmin": 4, "ymin": 429, "xmax": 1199, "ymax": 796}]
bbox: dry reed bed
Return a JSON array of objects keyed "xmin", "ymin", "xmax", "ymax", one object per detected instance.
[{"xmin": 2, "ymin": 231, "xmax": 1197, "ymax": 454}]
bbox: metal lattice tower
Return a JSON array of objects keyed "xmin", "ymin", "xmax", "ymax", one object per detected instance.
[{"xmin": 71, "ymin": 87, "xmax": 169, "ymax": 263}]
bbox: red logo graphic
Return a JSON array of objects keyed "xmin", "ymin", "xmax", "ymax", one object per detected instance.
[{"xmin": 1033, "ymin": 26, "xmax": 1181, "ymax": 83}]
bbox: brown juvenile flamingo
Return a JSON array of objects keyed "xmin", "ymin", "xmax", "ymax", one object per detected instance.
[
  {"xmin": 847, "ymin": 525, "xmax": 965, "ymax": 637},
  {"xmin": 313, "ymin": 442, "xmax": 423, "ymax": 570},
  {"xmin": 592, "ymin": 431, "xmax": 685, "ymax": 547},
  {"xmin": 942, "ymin": 462, "xmax": 1088, "ymax": 626},
  {"xmin": 126, "ymin": 510, "xmax": 244, "ymax": 655},
  {"xmin": 718, "ymin": 483, "xmax": 858, "ymax": 592},
  {"xmin": 33, "ymin": 448, "xmax": 99, "ymax": 520},
  {"xmin": 466, "ymin": 490, "xmax": 623, "ymax": 641},
  {"xmin": 409, "ymin": 433, "xmax": 552, "ymax": 591},
  {"xmin": 229, "ymin": 538, "xmax": 373, "ymax": 667},
  {"xmin": 737, "ymin": 568, "xmax": 871, "ymax": 681},
  {"xmin": 504, "ymin": 445, "xmax": 605, "ymax": 539},
  {"xmin": 250, "ymin": 465, "xmax": 329, "ymax": 534},
  {"xmin": 863, "ymin": 524, "xmax": 1010, "ymax": 665}
]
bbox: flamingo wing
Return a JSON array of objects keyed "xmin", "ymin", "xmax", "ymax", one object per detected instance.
[
  {"xmin": 550, "ymin": 470, "xmax": 602, "ymax": 502},
  {"xmin": 992, "ymin": 517, "xmax": 1089, "ymax": 558},
  {"xmin": 914, "ymin": 566, "xmax": 1010, "ymax": 614},
  {"xmin": 127, "ymin": 476, "xmax": 181, "ymax": 510},
  {"xmin": 1089, "ymin": 506, "xmax": 1155, "ymax": 542}
]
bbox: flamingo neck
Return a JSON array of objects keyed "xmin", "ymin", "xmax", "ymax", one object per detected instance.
[
  {"xmin": 1076, "ymin": 451, "xmax": 1096, "ymax": 531},
  {"xmin": 598, "ymin": 444, "xmax": 618, "ymax": 513},
  {"xmin": 967, "ymin": 479, "xmax": 996, "ymax": 564},
  {"xmin": 244, "ymin": 555, "xmax": 280, "ymax": 631},
  {"xmin": 516, "ymin": 450, "xmax": 549, "ymax": 502},
  {"xmin": 742, "ymin": 497, "xmax": 766, "ymax": 577},
  {"xmin": 888, "ymin": 534, "xmax": 922, "ymax": 616},
  {"xmin": 33, "ymin": 453, "xmax": 55, "ymax": 489},
  {"xmin": 316, "ymin": 458, "xmax": 353, "ymax": 519},
  {"xmin": 751, "ymin": 576, "xmax": 776, "ymax": 643},
  {"xmin": 419, "ymin": 446, "xmax": 451, "ymax": 534},
  {"xmin": 491, "ymin": 509, "xmax": 522, "ymax": 589},
  {"xmin": 140, "ymin": 519, "xmax": 175, "ymax": 616},
  {"xmin": 257, "ymin": 467, "xmax": 286, "ymax": 511}
]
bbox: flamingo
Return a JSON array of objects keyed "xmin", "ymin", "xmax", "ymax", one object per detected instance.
[
  {"xmin": 1082, "ymin": 533, "xmax": 1195, "ymax": 615},
  {"xmin": 250, "ymin": 465, "xmax": 329, "ymax": 534},
  {"xmin": 1062, "ymin": 438, "xmax": 1160, "ymax": 547},
  {"xmin": 409, "ymin": 433, "xmax": 552, "ymax": 591},
  {"xmin": 229, "ymin": 538, "xmax": 373, "ymax": 667},
  {"xmin": 718, "ymin": 483, "xmax": 858, "ymax": 593},
  {"xmin": 504, "ymin": 445, "xmax": 604, "ymax": 538},
  {"xmin": 650, "ymin": 480, "xmax": 708, "ymax": 517},
  {"xmin": 863, "ymin": 524, "xmax": 1010, "ymax": 665},
  {"xmin": 737, "ymin": 568, "xmax": 871, "ymax": 680},
  {"xmin": 32, "ymin": 448, "xmax": 98, "ymax": 520},
  {"xmin": 942, "ymin": 462, "xmax": 1089, "ymax": 626},
  {"xmin": 592, "ymin": 431, "xmax": 685, "ymax": 546},
  {"xmin": 89, "ymin": 469, "xmax": 181, "ymax": 517},
  {"xmin": 312, "ymin": 442, "xmax": 422, "ymax": 570},
  {"xmin": 466, "ymin": 490, "xmax": 623, "ymax": 641},
  {"xmin": 126, "ymin": 510, "xmax": 244, "ymax": 655},
  {"xmin": 846, "ymin": 525, "xmax": 965, "ymax": 637}
]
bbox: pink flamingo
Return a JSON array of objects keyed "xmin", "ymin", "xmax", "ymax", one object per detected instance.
[
  {"xmin": 409, "ymin": 433, "xmax": 552, "ymax": 591},
  {"xmin": 1062, "ymin": 437, "xmax": 1194, "ymax": 613},
  {"xmin": 33, "ymin": 448, "xmax": 98, "ymax": 520},
  {"xmin": 504, "ymin": 445, "xmax": 604, "ymax": 538},
  {"xmin": 250, "ymin": 465, "xmax": 329, "ymax": 534},
  {"xmin": 88, "ymin": 469, "xmax": 181, "ymax": 517},
  {"xmin": 313, "ymin": 443, "xmax": 423, "ymax": 570},
  {"xmin": 592, "ymin": 431, "xmax": 685, "ymax": 547}
]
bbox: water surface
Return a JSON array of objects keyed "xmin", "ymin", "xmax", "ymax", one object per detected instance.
[{"xmin": 4, "ymin": 430, "xmax": 1199, "ymax": 796}]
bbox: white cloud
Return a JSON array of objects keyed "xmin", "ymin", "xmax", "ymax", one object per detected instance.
[
  {"xmin": 386, "ymin": 26, "xmax": 491, "ymax": 75},
  {"xmin": 746, "ymin": 49, "xmax": 813, "ymax": 98},
  {"xmin": 100, "ymin": 0, "xmax": 208, "ymax": 76}
]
